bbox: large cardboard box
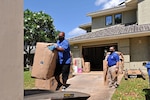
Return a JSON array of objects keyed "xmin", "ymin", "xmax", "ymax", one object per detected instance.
[
  {"xmin": 31, "ymin": 42, "xmax": 57, "ymax": 80},
  {"xmin": 35, "ymin": 68, "xmax": 73, "ymax": 91},
  {"xmin": 35, "ymin": 77, "xmax": 57, "ymax": 91}
]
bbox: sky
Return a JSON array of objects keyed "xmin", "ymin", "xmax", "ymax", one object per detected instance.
[{"xmin": 24, "ymin": 0, "xmax": 124, "ymax": 39}]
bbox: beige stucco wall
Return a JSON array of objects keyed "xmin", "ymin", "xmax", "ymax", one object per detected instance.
[
  {"xmin": 118, "ymin": 39, "xmax": 131, "ymax": 70},
  {"xmin": 92, "ymin": 16, "xmax": 105, "ymax": 32},
  {"xmin": 138, "ymin": 0, "xmax": 150, "ymax": 24},
  {"xmin": 70, "ymin": 45, "xmax": 81, "ymax": 58},
  {"xmin": 118, "ymin": 39, "xmax": 130, "ymax": 62},
  {"xmin": 0, "ymin": 0, "xmax": 23, "ymax": 100},
  {"xmin": 123, "ymin": 9, "xmax": 137, "ymax": 24},
  {"xmin": 129, "ymin": 36, "xmax": 150, "ymax": 71},
  {"xmin": 130, "ymin": 36, "xmax": 150, "ymax": 61}
]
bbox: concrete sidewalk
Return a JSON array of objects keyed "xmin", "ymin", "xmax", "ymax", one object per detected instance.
[{"xmin": 66, "ymin": 71, "xmax": 123, "ymax": 100}]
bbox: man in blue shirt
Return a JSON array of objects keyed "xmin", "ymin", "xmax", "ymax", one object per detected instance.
[
  {"xmin": 53, "ymin": 32, "xmax": 71, "ymax": 91},
  {"xmin": 107, "ymin": 46, "xmax": 119, "ymax": 88}
]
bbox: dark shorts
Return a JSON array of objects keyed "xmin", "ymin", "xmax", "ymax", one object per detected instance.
[{"xmin": 54, "ymin": 64, "xmax": 70, "ymax": 81}]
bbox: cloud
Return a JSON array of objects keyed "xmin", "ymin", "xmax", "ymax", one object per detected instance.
[
  {"xmin": 95, "ymin": 0, "xmax": 108, "ymax": 6},
  {"xmin": 95, "ymin": 0, "xmax": 125, "ymax": 9},
  {"xmin": 68, "ymin": 27, "xmax": 86, "ymax": 38}
]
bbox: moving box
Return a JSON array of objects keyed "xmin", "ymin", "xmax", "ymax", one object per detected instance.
[{"xmin": 31, "ymin": 42, "xmax": 57, "ymax": 80}]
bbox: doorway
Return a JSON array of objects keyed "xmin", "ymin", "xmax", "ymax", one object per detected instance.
[{"xmin": 82, "ymin": 44, "xmax": 117, "ymax": 71}]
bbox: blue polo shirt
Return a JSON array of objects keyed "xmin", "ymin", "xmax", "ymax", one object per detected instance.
[
  {"xmin": 107, "ymin": 52, "xmax": 119, "ymax": 67},
  {"xmin": 57, "ymin": 39, "xmax": 71, "ymax": 65}
]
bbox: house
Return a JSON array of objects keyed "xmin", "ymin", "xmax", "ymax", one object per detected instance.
[{"xmin": 69, "ymin": 0, "xmax": 150, "ymax": 71}]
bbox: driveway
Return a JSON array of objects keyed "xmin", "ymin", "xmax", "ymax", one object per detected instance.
[{"xmin": 66, "ymin": 71, "xmax": 123, "ymax": 100}]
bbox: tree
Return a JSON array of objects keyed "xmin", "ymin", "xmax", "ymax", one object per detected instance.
[{"xmin": 24, "ymin": 9, "xmax": 57, "ymax": 66}]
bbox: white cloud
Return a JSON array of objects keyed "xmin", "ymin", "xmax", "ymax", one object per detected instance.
[
  {"xmin": 95, "ymin": 0, "xmax": 125, "ymax": 9},
  {"xmin": 95, "ymin": 0, "xmax": 108, "ymax": 6},
  {"xmin": 103, "ymin": 0, "xmax": 125, "ymax": 9},
  {"xmin": 68, "ymin": 27, "xmax": 86, "ymax": 38}
]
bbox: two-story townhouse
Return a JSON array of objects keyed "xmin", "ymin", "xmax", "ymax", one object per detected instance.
[{"xmin": 69, "ymin": 0, "xmax": 150, "ymax": 71}]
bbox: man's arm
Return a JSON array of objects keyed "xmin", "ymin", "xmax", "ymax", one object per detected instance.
[
  {"xmin": 55, "ymin": 47, "xmax": 64, "ymax": 52},
  {"xmin": 115, "ymin": 53, "xmax": 120, "ymax": 68},
  {"xmin": 116, "ymin": 61, "xmax": 119, "ymax": 68},
  {"xmin": 55, "ymin": 40, "xmax": 69, "ymax": 52}
]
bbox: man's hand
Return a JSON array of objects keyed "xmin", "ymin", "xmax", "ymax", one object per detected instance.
[
  {"xmin": 48, "ymin": 45, "xmax": 56, "ymax": 51},
  {"xmin": 115, "ymin": 67, "xmax": 119, "ymax": 72}
]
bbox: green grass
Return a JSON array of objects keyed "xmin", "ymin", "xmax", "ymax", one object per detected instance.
[
  {"xmin": 24, "ymin": 70, "xmax": 35, "ymax": 89},
  {"xmin": 112, "ymin": 76, "xmax": 150, "ymax": 100},
  {"xmin": 24, "ymin": 70, "xmax": 150, "ymax": 99}
]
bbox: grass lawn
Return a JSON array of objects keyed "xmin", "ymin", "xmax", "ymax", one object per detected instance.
[
  {"xmin": 24, "ymin": 70, "xmax": 150, "ymax": 99},
  {"xmin": 112, "ymin": 76, "xmax": 150, "ymax": 100},
  {"xmin": 24, "ymin": 70, "xmax": 35, "ymax": 89}
]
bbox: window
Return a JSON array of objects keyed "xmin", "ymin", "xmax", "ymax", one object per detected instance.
[
  {"xmin": 115, "ymin": 13, "xmax": 122, "ymax": 24},
  {"xmin": 105, "ymin": 15, "xmax": 112, "ymax": 26}
]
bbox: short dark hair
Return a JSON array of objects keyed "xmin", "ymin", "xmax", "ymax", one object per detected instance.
[{"xmin": 110, "ymin": 46, "xmax": 116, "ymax": 50}]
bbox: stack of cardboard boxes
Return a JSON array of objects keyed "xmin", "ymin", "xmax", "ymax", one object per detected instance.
[
  {"xmin": 31, "ymin": 42, "xmax": 58, "ymax": 91},
  {"xmin": 31, "ymin": 42, "xmax": 73, "ymax": 91}
]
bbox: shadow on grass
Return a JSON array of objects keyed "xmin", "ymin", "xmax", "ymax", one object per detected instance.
[
  {"xmin": 143, "ymin": 88, "xmax": 150, "ymax": 100},
  {"xmin": 125, "ymin": 75, "xmax": 146, "ymax": 80}
]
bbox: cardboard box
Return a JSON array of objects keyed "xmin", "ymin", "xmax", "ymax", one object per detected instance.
[
  {"xmin": 83, "ymin": 62, "xmax": 90, "ymax": 73},
  {"xmin": 73, "ymin": 58, "xmax": 82, "ymax": 68},
  {"xmin": 31, "ymin": 42, "xmax": 57, "ymax": 80},
  {"xmin": 35, "ymin": 77, "xmax": 57, "ymax": 91},
  {"xmin": 103, "ymin": 60, "xmax": 108, "ymax": 85}
]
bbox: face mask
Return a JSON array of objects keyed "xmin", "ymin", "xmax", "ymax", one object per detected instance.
[
  {"xmin": 59, "ymin": 37, "xmax": 64, "ymax": 41},
  {"xmin": 110, "ymin": 50, "xmax": 114, "ymax": 53}
]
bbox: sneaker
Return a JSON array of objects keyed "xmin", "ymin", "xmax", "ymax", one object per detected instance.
[
  {"xmin": 62, "ymin": 85, "xmax": 67, "ymax": 91},
  {"xmin": 109, "ymin": 85, "xmax": 113, "ymax": 88},
  {"xmin": 111, "ymin": 86, "xmax": 116, "ymax": 89},
  {"xmin": 114, "ymin": 83, "xmax": 119, "ymax": 88},
  {"xmin": 56, "ymin": 83, "xmax": 63, "ymax": 91},
  {"xmin": 114, "ymin": 84, "xmax": 118, "ymax": 88}
]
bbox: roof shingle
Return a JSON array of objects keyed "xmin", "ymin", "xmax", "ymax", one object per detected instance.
[{"xmin": 68, "ymin": 24, "xmax": 150, "ymax": 42}]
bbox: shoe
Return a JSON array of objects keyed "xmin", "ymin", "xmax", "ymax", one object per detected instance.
[
  {"xmin": 114, "ymin": 84, "xmax": 118, "ymax": 88},
  {"xmin": 109, "ymin": 85, "xmax": 113, "ymax": 88},
  {"xmin": 62, "ymin": 85, "xmax": 67, "ymax": 91},
  {"xmin": 56, "ymin": 83, "xmax": 63, "ymax": 91},
  {"xmin": 114, "ymin": 83, "xmax": 119, "ymax": 88},
  {"xmin": 111, "ymin": 86, "xmax": 116, "ymax": 89}
]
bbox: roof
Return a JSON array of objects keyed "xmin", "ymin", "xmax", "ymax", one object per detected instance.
[
  {"xmin": 68, "ymin": 24, "xmax": 150, "ymax": 44},
  {"xmin": 79, "ymin": 23, "xmax": 91, "ymax": 30},
  {"xmin": 87, "ymin": 5, "xmax": 136, "ymax": 17},
  {"xmin": 87, "ymin": 0, "xmax": 137, "ymax": 18}
]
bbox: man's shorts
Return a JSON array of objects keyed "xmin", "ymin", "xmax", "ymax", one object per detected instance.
[{"xmin": 54, "ymin": 64, "xmax": 70, "ymax": 81}]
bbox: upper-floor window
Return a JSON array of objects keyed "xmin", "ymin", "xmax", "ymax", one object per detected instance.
[
  {"xmin": 115, "ymin": 13, "xmax": 122, "ymax": 24},
  {"xmin": 105, "ymin": 15, "xmax": 112, "ymax": 26}
]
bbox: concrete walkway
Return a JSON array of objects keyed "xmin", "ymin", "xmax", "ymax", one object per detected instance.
[{"xmin": 66, "ymin": 71, "xmax": 123, "ymax": 100}]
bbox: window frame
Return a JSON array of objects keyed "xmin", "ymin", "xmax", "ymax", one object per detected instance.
[
  {"xmin": 105, "ymin": 15, "xmax": 113, "ymax": 26},
  {"xmin": 114, "ymin": 13, "xmax": 122, "ymax": 25}
]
